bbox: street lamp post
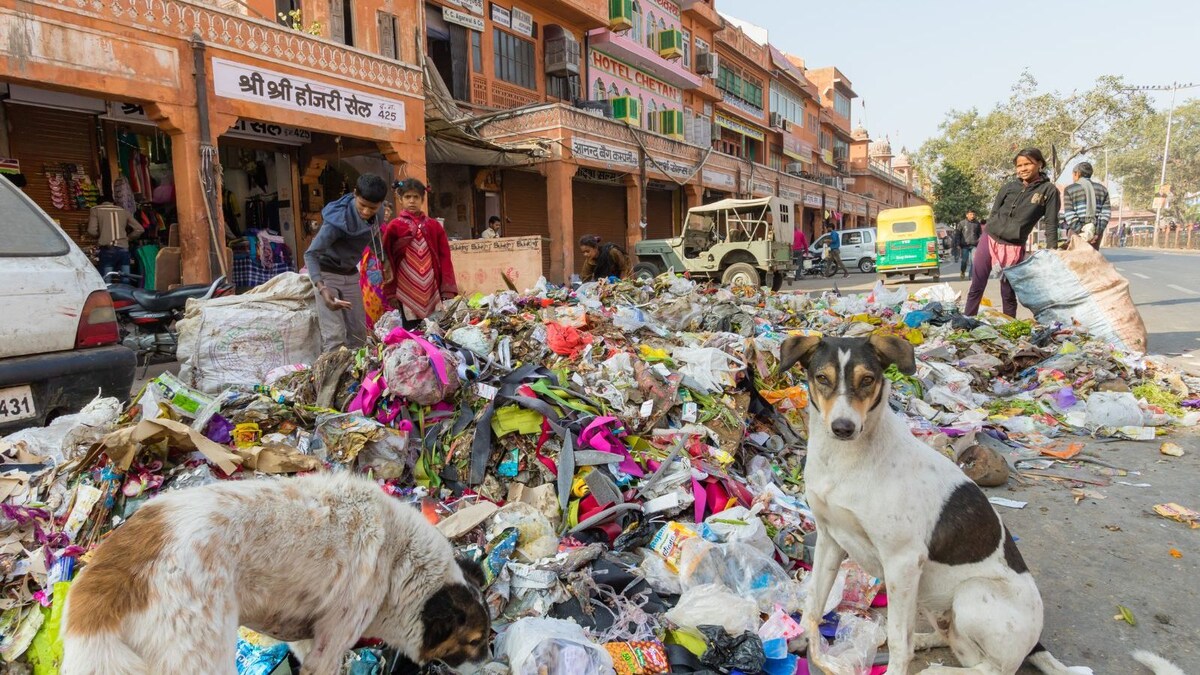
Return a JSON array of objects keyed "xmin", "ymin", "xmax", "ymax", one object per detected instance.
[{"xmin": 1125, "ymin": 81, "xmax": 1199, "ymax": 247}]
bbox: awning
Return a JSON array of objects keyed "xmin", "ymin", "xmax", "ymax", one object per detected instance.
[{"xmin": 689, "ymin": 197, "xmax": 774, "ymax": 213}]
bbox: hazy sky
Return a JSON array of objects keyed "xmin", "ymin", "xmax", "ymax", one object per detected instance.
[{"xmin": 728, "ymin": 0, "xmax": 1200, "ymax": 155}]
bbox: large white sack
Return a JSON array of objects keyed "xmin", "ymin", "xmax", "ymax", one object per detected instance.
[
  {"xmin": 177, "ymin": 272, "xmax": 321, "ymax": 393},
  {"xmin": 1005, "ymin": 236, "xmax": 1148, "ymax": 354}
]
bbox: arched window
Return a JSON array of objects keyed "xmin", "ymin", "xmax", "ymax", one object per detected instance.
[
  {"xmin": 609, "ymin": 83, "xmax": 621, "ymax": 98},
  {"xmin": 638, "ymin": 94, "xmax": 644, "ymax": 126},
  {"xmin": 646, "ymin": 12, "xmax": 656, "ymax": 48},
  {"xmin": 631, "ymin": 1, "xmax": 643, "ymax": 43},
  {"xmin": 648, "ymin": 100, "xmax": 658, "ymax": 132},
  {"xmin": 594, "ymin": 78, "xmax": 607, "ymax": 100}
]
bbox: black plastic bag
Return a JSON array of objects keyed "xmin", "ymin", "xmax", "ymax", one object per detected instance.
[{"xmin": 698, "ymin": 625, "xmax": 766, "ymax": 674}]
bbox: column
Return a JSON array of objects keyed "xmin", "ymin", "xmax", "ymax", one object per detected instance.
[
  {"xmin": 684, "ymin": 184, "xmax": 703, "ymax": 211},
  {"xmin": 624, "ymin": 174, "xmax": 644, "ymax": 252},
  {"xmin": 545, "ymin": 161, "xmax": 575, "ymax": 284},
  {"xmin": 146, "ymin": 103, "xmax": 215, "ymax": 285}
]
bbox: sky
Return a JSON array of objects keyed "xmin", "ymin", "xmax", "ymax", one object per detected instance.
[{"xmin": 727, "ymin": 0, "xmax": 1200, "ymax": 156}]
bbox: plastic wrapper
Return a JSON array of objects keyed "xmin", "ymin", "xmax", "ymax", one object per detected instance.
[
  {"xmin": 637, "ymin": 552, "xmax": 683, "ymax": 596},
  {"xmin": 836, "ymin": 560, "xmax": 883, "ymax": 613},
  {"xmin": 612, "ymin": 306, "xmax": 649, "ymax": 332},
  {"xmin": 816, "ymin": 613, "xmax": 886, "ymax": 675},
  {"xmin": 697, "ymin": 626, "xmax": 766, "ymax": 674},
  {"xmin": 647, "ymin": 522, "xmax": 700, "ymax": 572},
  {"xmin": 487, "ymin": 502, "xmax": 559, "ymax": 563},
  {"xmin": 705, "ymin": 505, "xmax": 773, "ymax": 558},
  {"xmin": 662, "ymin": 584, "xmax": 759, "ymax": 635},
  {"xmin": 235, "ymin": 637, "xmax": 291, "ymax": 675},
  {"xmin": 1, "ymin": 396, "xmax": 121, "ymax": 466},
  {"xmin": 671, "ymin": 347, "xmax": 745, "ymax": 394},
  {"xmin": 342, "ymin": 647, "xmax": 384, "ymax": 675},
  {"xmin": 382, "ymin": 339, "xmax": 461, "ymax": 406},
  {"xmin": 677, "ymin": 539, "xmax": 804, "ymax": 612},
  {"xmin": 315, "ymin": 413, "xmax": 387, "ymax": 464},
  {"xmin": 605, "ymin": 641, "xmax": 669, "ymax": 675},
  {"xmin": 497, "ymin": 618, "xmax": 616, "ymax": 675},
  {"xmin": 1084, "ymin": 391, "xmax": 1144, "ymax": 429},
  {"xmin": 357, "ymin": 427, "xmax": 413, "ymax": 480}
]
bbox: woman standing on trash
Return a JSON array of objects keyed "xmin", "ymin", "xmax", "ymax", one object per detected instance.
[
  {"xmin": 579, "ymin": 235, "xmax": 629, "ymax": 282},
  {"xmin": 380, "ymin": 178, "xmax": 459, "ymax": 330},
  {"xmin": 964, "ymin": 148, "xmax": 1060, "ymax": 318}
]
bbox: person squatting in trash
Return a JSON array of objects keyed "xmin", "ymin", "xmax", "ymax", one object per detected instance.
[
  {"xmin": 964, "ymin": 148, "xmax": 1060, "ymax": 318},
  {"xmin": 380, "ymin": 178, "xmax": 459, "ymax": 331},
  {"xmin": 305, "ymin": 173, "xmax": 389, "ymax": 351},
  {"xmin": 579, "ymin": 234, "xmax": 629, "ymax": 282}
]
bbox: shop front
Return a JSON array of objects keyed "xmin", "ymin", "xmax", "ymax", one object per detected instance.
[
  {"xmin": 573, "ymin": 168, "xmax": 629, "ymax": 273},
  {"xmin": 802, "ymin": 191, "xmax": 823, "ymax": 240},
  {"xmin": 714, "ymin": 113, "xmax": 765, "ymax": 162},
  {"xmin": 645, "ymin": 179, "xmax": 681, "ymax": 240},
  {"xmin": 701, "ymin": 167, "xmax": 736, "ymax": 204}
]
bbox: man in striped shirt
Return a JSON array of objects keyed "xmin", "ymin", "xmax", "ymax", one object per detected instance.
[{"xmin": 1062, "ymin": 161, "xmax": 1111, "ymax": 249}]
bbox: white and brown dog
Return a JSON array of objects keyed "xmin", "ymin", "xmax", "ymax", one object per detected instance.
[
  {"xmin": 779, "ymin": 334, "xmax": 1089, "ymax": 675},
  {"xmin": 61, "ymin": 473, "xmax": 490, "ymax": 675}
]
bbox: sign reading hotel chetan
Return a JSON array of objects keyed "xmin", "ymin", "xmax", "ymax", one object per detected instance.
[
  {"xmin": 590, "ymin": 51, "xmax": 681, "ymax": 102},
  {"xmin": 212, "ymin": 58, "xmax": 406, "ymax": 130}
]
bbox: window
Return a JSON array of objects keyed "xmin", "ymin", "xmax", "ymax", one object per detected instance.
[
  {"xmin": 834, "ymin": 138, "xmax": 849, "ymax": 161},
  {"xmin": 648, "ymin": 100, "xmax": 658, "ymax": 132},
  {"xmin": 807, "ymin": 112, "xmax": 817, "ymax": 131},
  {"xmin": 493, "ymin": 28, "xmax": 536, "ymax": 90},
  {"xmin": 547, "ymin": 75, "xmax": 580, "ymax": 101},
  {"xmin": 715, "ymin": 64, "xmax": 763, "ymax": 108},
  {"xmin": 330, "ymin": 0, "xmax": 353, "ymax": 46},
  {"xmin": 276, "ymin": 0, "xmax": 299, "ymax": 27},
  {"xmin": 695, "ymin": 36, "xmax": 709, "ymax": 54},
  {"xmin": 820, "ymin": 130, "xmax": 831, "ymax": 150},
  {"xmin": 834, "ymin": 91, "xmax": 851, "ymax": 118},
  {"xmin": 682, "ymin": 29, "xmax": 691, "ymax": 68},
  {"xmin": 770, "ymin": 86, "xmax": 805, "ymax": 127},
  {"xmin": 594, "ymin": 78, "xmax": 608, "ymax": 100},
  {"xmin": 631, "ymin": 1, "xmax": 643, "ymax": 43},
  {"xmin": 610, "ymin": 83, "xmax": 620, "ymax": 98},
  {"xmin": 471, "ymin": 30, "xmax": 482, "ymax": 72},
  {"xmin": 376, "ymin": 11, "xmax": 398, "ymax": 59},
  {"xmin": 770, "ymin": 144, "xmax": 783, "ymax": 171},
  {"xmin": 1, "ymin": 180, "xmax": 68, "ymax": 256},
  {"xmin": 843, "ymin": 232, "xmax": 862, "ymax": 245},
  {"xmin": 646, "ymin": 12, "xmax": 656, "ymax": 48}
]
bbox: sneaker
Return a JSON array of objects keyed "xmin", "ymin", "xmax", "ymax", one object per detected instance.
[{"xmin": 960, "ymin": 272, "xmax": 966, "ymax": 280}]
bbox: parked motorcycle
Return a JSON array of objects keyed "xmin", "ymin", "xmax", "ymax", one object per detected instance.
[
  {"xmin": 795, "ymin": 252, "xmax": 835, "ymax": 280},
  {"xmin": 105, "ymin": 273, "xmax": 232, "ymax": 365}
]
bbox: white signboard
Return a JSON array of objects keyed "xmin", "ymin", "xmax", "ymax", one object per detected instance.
[
  {"xmin": 510, "ymin": 6, "xmax": 534, "ymax": 36},
  {"xmin": 779, "ymin": 186, "xmax": 802, "ymax": 202},
  {"xmin": 572, "ymin": 138, "xmax": 638, "ymax": 167},
  {"xmin": 752, "ymin": 180, "xmax": 774, "ymax": 195},
  {"xmin": 803, "ymin": 193, "xmax": 823, "ymax": 207},
  {"xmin": 211, "ymin": 58, "xmax": 405, "ymax": 130},
  {"xmin": 491, "ymin": 4, "xmax": 511, "ymax": 27},
  {"xmin": 460, "ymin": 0, "xmax": 484, "ymax": 14},
  {"xmin": 106, "ymin": 103, "xmax": 311, "ymax": 145},
  {"xmin": 444, "ymin": 7, "xmax": 485, "ymax": 31},
  {"xmin": 703, "ymin": 169, "xmax": 736, "ymax": 190}
]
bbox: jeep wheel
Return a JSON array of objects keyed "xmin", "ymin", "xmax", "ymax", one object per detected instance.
[
  {"xmin": 859, "ymin": 258, "xmax": 875, "ymax": 274},
  {"xmin": 770, "ymin": 272, "xmax": 786, "ymax": 292},
  {"xmin": 722, "ymin": 262, "xmax": 761, "ymax": 288},
  {"xmin": 632, "ymin": 262, "xmax": 661, "ymax": 282}
]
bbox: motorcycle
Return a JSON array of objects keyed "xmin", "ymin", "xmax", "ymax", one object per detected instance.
[
  {"xmin": 105, "ymin": 273, "xmax": 233, "ymax": 365},
  {"xmin": 795, "ymin": 251, "xmax": 835, "ymax": 280}
]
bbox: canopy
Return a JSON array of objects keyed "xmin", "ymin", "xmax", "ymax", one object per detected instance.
[{"xmin": 688, "ymin": 197, "xmax": 774, "ymax": 214}]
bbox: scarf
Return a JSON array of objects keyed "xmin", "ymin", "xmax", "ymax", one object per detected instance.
[{"xmin": 394, "ymin": 215, "xmax": 439, "ymax": 320}]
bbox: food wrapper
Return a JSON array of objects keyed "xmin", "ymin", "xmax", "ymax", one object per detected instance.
[
  {"xmin": 1154, "ymin": 503, "xmax": 1200, "ymax": 529},
  {"xmin": 648, "ymin": 522, "xmax": 699, "ymax": 572},
  {"xmin": 605, "ymin": 641, "xmax": 670, "ymax": 675}
]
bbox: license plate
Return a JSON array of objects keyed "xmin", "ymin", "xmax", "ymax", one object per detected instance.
[{"xmin": 0, "ymin": 385, "xmax": 37, "ymax": 423}]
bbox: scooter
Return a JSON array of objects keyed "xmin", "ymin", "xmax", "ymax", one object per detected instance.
[{"xmin": 105, "ymin": 273, "xmax": 233, "ymax": 366}]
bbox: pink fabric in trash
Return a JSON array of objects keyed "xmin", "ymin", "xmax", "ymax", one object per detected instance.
[
  {"xmin": 579, "ymin": 417, "xmax": 644, "ymax": 477},
  {"xmin": 383, "ymin": 327, "xmax": 450, "ymax": 385},
  {"xmin": 349, "ymin": 370, "xmax": 386, "ymax": 415}
]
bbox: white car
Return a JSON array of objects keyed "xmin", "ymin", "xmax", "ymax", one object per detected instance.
[
  {"xmin": 0, "ymin": 177, "xmax": 134, "ymax": 433},
  {"xmin": 810, "ymin": 228, "xmax": 878, "ymax": 274}
]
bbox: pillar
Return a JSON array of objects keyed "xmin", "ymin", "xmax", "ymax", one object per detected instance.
[
  {"xmin": 684, "ymin": 184, "xmax": 703, "ymax": 211},
  {"xmin": 624, "ymin": 174, "xmax": 644, "ymax": 253},
  {"xmin": 546, "ymin": 161, "xmax": 575, "ymax": 284},
  {"xmin": 146, "ymin": 103, "xmax": 216, "ymax": 285}
]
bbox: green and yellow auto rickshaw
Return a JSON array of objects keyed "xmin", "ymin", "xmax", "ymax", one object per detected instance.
[{"xmin": 875, "ymin": 205, "xmax": 941, "ymax": 282}]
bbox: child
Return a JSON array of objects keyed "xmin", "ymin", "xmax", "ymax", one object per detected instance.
[{"xmin": 381, "ymin": 178, "xmax": 458, "ymax": 329}]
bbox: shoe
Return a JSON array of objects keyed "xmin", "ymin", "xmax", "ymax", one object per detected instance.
[
  {"xmin": 960, "ymin": 272, "xmax": 966, "ymax": 280},
  {"xmin": 843, "ymin": 272, "xmax": 849, "ymax": 278}
]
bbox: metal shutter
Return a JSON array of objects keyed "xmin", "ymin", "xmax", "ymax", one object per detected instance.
[
  {"xmin": 646, "ymin": 188, "xmax": 676, "ymax": 240},
  {"xmin": 6, "ymin": 103, "xmax": 99, "ymax": 246},
  {"xmin": 501, "ymin": 170, "xmax": 551, "ymax": 275},
  {"xmin": 572, "ymin": 180, "xmax": 627, "ymax": 273}
]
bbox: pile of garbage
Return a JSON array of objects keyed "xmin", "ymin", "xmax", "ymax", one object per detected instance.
[{"xmin": 2, "ymin": 272, "xmax": 1198, "ymax": 674}]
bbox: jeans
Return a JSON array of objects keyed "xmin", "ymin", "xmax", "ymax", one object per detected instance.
[
  {"xmin": 314, "ymin": 271, "xmax": 368, "ymax": 352},
  {"xmin": 959, "ymin": 245, "xmax": 975, "ymax": 276},
  {"xmin": 98, "ymin": 246, "xmax": 132, "ymax": 282}
]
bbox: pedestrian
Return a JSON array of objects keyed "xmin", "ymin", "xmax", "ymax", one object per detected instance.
[
  {"xmin": 1118, "ymin": 222, "xmax": 1128, "ymax": 248},
  {"xmin": 956, "ymin": 210, "xmax": 982, "ymax": 280},
  {"xmin": 792, "ymin": 226, "xmax": 809, "ymax": 281},
  {"xmin": 88, "ymin": 197, "xmax": 144, "ymax": 282},
  {"xmin": 828, "ymin": 225, "xmax": 849, "ymax": 278},
  {"xmin": 305, "ymin": 174, "xmax": 389, "ymax": 351},
  {"xmin": 951, "ymin": 227, "xmax": 961, "ymax": 263},
  {"xmin": 1062, "ymin": 161, "xmax": 1111, "ymax": 250},
  {"xmin": 381, "ymin": 178, "xmax": 459, "ymax": 331},
  {"xmin": 965, "ymin": 148, "xmax": 1060, "ymax": 318},
  {"xmin": 481, "ymin": 215, "xmax": 501, "ymax": 239},
  {"xmin": 579, "ymin": 235, "xmax": 629, "ymax": 281}
]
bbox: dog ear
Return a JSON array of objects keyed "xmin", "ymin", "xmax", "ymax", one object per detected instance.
[
  {"xmin": 777, "ymin": 335, "xmax": 822, "ymax": 373},
  {"xmin": 457, "ymin": 557, "xmax": 486, "ymax": 589},
  {"xmin": 868, "ymin": 334, "xmax": 917, "ymax": 375}
]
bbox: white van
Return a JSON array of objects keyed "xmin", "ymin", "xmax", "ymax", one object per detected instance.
[
  {"xmin": 809, "ymin": 228, "xmax": 878, "ymax": 273},
  {"xmin": 0, "ymin": 177, "xmax": 134, "ymax": 432}
]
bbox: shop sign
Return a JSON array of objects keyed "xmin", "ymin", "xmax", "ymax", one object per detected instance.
[
  {"xmin": 104, "ymin": 101, "xmax": 155, "ymax": 125},
  {"xmin": 803, "ymin": 193, "xmax": 822, "ymax": 208},
  {"xmin": 491, "ymin": 4, "xmax": 511, "ymax": 28},
  {"xmin": 857, "ymin": 202, "xmax": 868, "ymax": 215},
  {"xmin": 212, "ymin": 58, "xmax": 405, "ymax": 130},
  {"xmin": 571, "ymin": 138, "xmax": 638, "ymax": 167},
  {"xmin": 715, "ymin": 114, "xmax": 765, "ymax": 142},
  {"xmin": 510, "ymin": 6, "xmax": 534, "ymax": 36},
  {"xmin": 475, "ymin": 168, "xmax": 502, "ymax": 192},
  {"xmin": 779, "ymin": 186, "xmax": 802, "ymax": 202},
  {"xmin": 444, "ymin": 6, "xmax": 485, "ymax": 31},
  {"xmin": 590, "ymin": 50, "xmax": 681, "ymax": 102},
  {"xmin": 0, "ymin": 158, "xmax": 20, "ymax": 175},
  {"xmin": 783, "ymin": 136, "xmax": 811, "ymax": 161},
  {"xmin": 654, "ymin": 158, "xmax": 696, "ymax": 180},
  {"xmin": 647, "ymin": 0, "xmax": 680, "ymax": 18},
  {"xmin": 460, "ymin": 0, "xmax": 485, "ymax": 14},
  {"xmin": 752, "ymin": 180, "xmax": 773, "ymax": 196},
  {"xmin": 226, "ymin": 119, "xmax": 312, "ymax": 145},
  {"xmin": 702, "ymin": 169, "xmax": 735, "ymax": 190},
  {"xmin": 822, "ymin": 149, "xmax": 834, "ymax": 164},
  {"xmin": 721, "ymin": 93, "xmax": 764, "ymax": 121},
  {"xmin": 575, "ymin": 167, "xmax": 626, "ymax": 184}
]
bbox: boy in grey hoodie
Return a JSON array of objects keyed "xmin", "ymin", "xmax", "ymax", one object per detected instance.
[{"xmin": 304, "ymin": 174, "xmax": 389, "ymax": 351}]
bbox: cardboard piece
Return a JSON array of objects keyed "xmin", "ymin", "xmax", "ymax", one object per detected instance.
[
  {"xmin": 449, "ymin": 236, "xmax": 543, "ymax": 295},
  {"xmin": 437, "ymin": 502, "xmax": 499, "ymax": 539},
  {"xmin": 101, "ymin": 418, "xmax": 242, "ymax": 475},
  {"xmin": 236, "ymin": 444, "xmax": 321, "ymax": 474}
]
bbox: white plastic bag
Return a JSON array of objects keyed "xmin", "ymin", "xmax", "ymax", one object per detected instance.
[
  {"xmin": 705, "ymin": 506, "xmax": 774, "ymax": 558},
  {"xmin": 1085, "ymin": 391, "xmax": 1144, "ymax": 429},
  {"xmin": 663, "ymin": 583, "xmax": 760, "ymax": 635},
  {"xmin": 816, "ymin": 612, "xmax": 886, "ymax": 675},
  {"xmin": 677, "ymin": 539, "xmax": 805, "ymax": 612},
  {"xmin": 2, "ymin": 396, "xmax": 122, "ymax": 465},
  {"xmin": 177, "ymin": 272, "xmax": 321, "ymax": 393},
  {"xmin": 870, "ymin": 281, "xmax": 908, "ymax": 307},
  {"xmin": 671, "ymin": 347, "xmax": 746, "ymax": 394},
  {"xmin": 496, "ymin": 618, "xmax": 615, "ymax": 675},
  {"xmin": 913, "ymin": 283, "xmax": 960, "ymax": 304}
]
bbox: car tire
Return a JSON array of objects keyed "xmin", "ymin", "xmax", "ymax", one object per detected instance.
[
  {"xmin": 722, "ymin": 262, "xmax": 761, "ymax": 288},
  {"xmin": 858, "ymin": 258, "xmax": 875, "ymax": 274},
  {"xmin": 632, "ymin": 262, "xmax": 661, "ymax": 282},
  {"xmin": 770, "ymin": 272, "xmax": 785, "ymax": 292}
]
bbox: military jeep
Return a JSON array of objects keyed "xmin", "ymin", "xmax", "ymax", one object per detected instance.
[{"xmin": 632, "ymin": 197, "xmax": 795, "ymax": 290}]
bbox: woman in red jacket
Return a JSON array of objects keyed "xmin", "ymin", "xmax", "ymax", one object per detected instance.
[{"xmin": 381, "ymin": 178, "xmax": 459, "ymax": 330}]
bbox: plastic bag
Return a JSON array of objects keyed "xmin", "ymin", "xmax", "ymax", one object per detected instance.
[
  {"xmin": 663, "ymin": 584, "xmax": 759, "ymax": 635},
  {"xmin": 653, "ymin": 298, "xmax": 705, "ymax": 332},
  {"xmin": 612, "ymin": 306, "xmax": 649, "ymax": 332},
  {"xmin": 913, "ymin": 283, "xmax": 960, "ymax": 304},
  {"xmin": 382, "ymin": 337, "xmax": 461, "ymax": 406},
  {"xmin": 497, "ymin": 617, "xmax": 616, "ymax": 675},
  {"xmin": 671, "ymin": 347, "xmax": 746, "ymax": 395},
  {"xmin": 1, "ymin": 396, "xmax": 121, "ymax": 466},
  {"xmin": 816, "ymin": 613, "xmax": 886, "ymax": 675},
  {"xmin": 698, "ymin": 626, "xmax": 766, "ymax": 673},
  {"xmin": 870, "ymin": 281, "xmax": 908, "ymax": 307},
  {"xmin": 638, "ymin": 552, "xmax": 683, "ymax": 596},
  {"xmin": 447, "ymin": 325, "xmax": 495, "ymax": 357},
  {"xmin": 705, "ymin": 506, "xmax": 773, "ymax": 558},
  {"xmin": 677, "ymin": 539, "xmax": 804, "ymax": 612},
  {"xmin": 1085, "ymin": 391, "xmax": 1144, "ymax": 429},
  {"xmin": 356, "ymin": 426, "xmax": 413, "ymax": 479},
  {"xmin": 487, "ymin": 502, "xmax": 559, "ymax": 562}
]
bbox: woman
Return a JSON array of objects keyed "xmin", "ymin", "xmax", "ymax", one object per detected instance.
[
  {"xmin": 965, "ymin": 148, "xmax": 1060, "ymax": 318},
  {"xmin": 360, "ymin": 201, "xmax": 394, "ymax": 333},
  {"xmin": 380, "ymin": 178, "xmax": 458, "ymax": 330},
  {"xmin": 579, "ymin": 235, "xmax": 628, "ymax": 282}
]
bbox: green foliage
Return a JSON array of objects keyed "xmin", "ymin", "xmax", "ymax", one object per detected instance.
[
  {"xmin": 932, "ymin": 163, "xmax": 989, "ymax": 223},
  {"xmin": 1108, "ymin": 99, "xmax": 1200, "ymax": 218}
]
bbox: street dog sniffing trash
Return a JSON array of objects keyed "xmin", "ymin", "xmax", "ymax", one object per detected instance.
[
  {"xmin": 60, "ymin": 473, "xmax": 490, "ymax": 675},
  {"xmin": 776, "ymin": 334, "xmax": 1117, "ymax": 675}
]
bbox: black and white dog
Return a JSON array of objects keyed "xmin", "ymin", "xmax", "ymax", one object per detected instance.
[{"xmin": 778, "ymin": 334, "xmax": 1092, "ymax": 675}]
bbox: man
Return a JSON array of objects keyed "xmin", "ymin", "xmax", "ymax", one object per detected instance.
[
  {"xmin": 88, "ymin": 198, "xmax": 144, "ymax": 282},
  {"xmin": 828, "ymin": 225, "xmax": 849, "ymax": 278},
  {"xmin": 1062, "ymin": 161, "xmax": 1111, "ymax": 250},
  {"xmin": 304, "ymin": 173, "xmax": 389, "ymax": 351},
  {"xmin": 481, "ymin": 215, "xmax": 501, "ymax": 239},
  {"xmin": 792, "ymin": 225, "xmax": 809, "ymax": 281},
  {"xmin": 956, "ymin": 210, "xmax": 982, "ymax": 280}
]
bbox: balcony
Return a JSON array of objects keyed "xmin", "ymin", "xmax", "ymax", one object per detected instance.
[
  {"xmin": 543, "ymin": 0, "xmax": 610, "ymax": 30},
  {"xmin": 588, "ymin": 29, "xmax": 703, "ymax": 91},
  {"xmin": 680, "ymin": 0, "xmax": 722, "ymax": 30}
]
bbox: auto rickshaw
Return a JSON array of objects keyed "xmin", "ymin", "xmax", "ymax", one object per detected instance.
[{"xmin": 875, "ymin": 205, "xmax": 941, "ymax": 283}]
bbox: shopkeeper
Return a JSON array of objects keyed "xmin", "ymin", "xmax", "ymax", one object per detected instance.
[
  {"xmin": 304, "ymin": 174, "xmax": 389, "ymax": 351},
  {"xmin": 88, "ymin": 198, "xmax": 144, "ymax": 281}
]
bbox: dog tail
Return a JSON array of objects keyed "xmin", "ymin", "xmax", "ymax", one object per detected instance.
[
  {"xmin": 61, "ymin": 633, "xmax": 151, "ymax": 675},
  {"xmin": 1131, "ymin": 650, "xmax": 1186, "ymax": 675},
  {"xmin": 1026, "ymin": 642, "xmax": 1095, "ymax": 675}
]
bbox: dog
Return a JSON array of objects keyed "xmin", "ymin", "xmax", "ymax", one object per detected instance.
[
  {"xmin": 778, "ymin": 334, "xmax": 1089, "ymax": 675},
  {"xmin": 61, "ymin": 473, "xmax": 490, "ymax": 675}
]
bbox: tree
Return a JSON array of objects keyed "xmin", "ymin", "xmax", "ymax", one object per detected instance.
[
  {"xmin": 1107, "ymin": 99, "xmax": 1200, "ymax": 219},
  {"xmin": 932, "ymin": 163, "xmax": 988, "ymax": 224},
  {"xmin": 917, "ymin": 72, "xmax": 1155, "ymax": 198}
]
